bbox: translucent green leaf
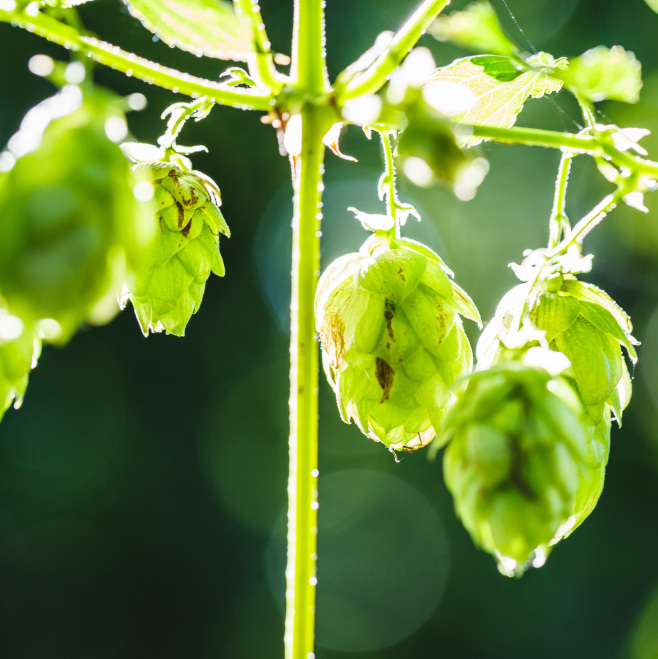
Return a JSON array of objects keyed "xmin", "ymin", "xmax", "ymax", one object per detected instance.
[
  {"xmin": 122, "ymin": 0, "xmax": 254, "ymax": 61},
  {"xmin": 429, "ymin": 55, "xmax": 563, "ymax": 146},
  {"xmin": 557, "ymin": 46, "xmax": 642, "ymax": 103},
  {"xmin": 429, "ymin": 0, "xmax": 517, "ymax": 57}
]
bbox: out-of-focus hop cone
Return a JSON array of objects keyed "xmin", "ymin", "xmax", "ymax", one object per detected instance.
[
  {"xmin": 315, "ymin": 232, "xmax": 481, "ymax": 454},
  {"xmin": 437, "ymin": 360, "xmax": 597, "ymax": 576},
  {"xmin": 0, "ymin": 86, "xmax": 154, "ymax": 343},
  {"xmin": 0, "ymin": 304, "xmax": 41, "ymax": 423},
  {"xmin": 121, "ymin": 143, "xmax": 230, "ymax": 336}
]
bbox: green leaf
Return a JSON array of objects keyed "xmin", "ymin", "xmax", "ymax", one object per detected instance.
[
  {"xmin": 429, "ymin": 55, "xmax": 563, "ymax": 146},
  {"xmin": 38, "ymin": 0, "xmax": 94, "ymax": 7},
  {"xmin": 122, "ymin": 0, "xmax": 254, "ymax": 61},
  {"xmin": 557, "ymin": 46, "xmax": 642, "ymax": 103},
  {"xmin": 429, "ymin": 0, "xmax": 517, "ymax": 57}
]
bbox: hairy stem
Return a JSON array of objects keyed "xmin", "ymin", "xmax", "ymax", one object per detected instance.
[
  {"xmin": 465, "ymin": 122, "xmax": 658, "ymax": 178},
  {"xmin": 291, "ymin": 0, "xmax": 329, "ymax": 93},
  {"xmin": 285, "ymin": 106, "xmax": 326, "ymax": 659},
  {"xmin": 551, "ymin": 187, "xmax": 626, "ymax": 255},
  {"xmin": 0, "ymin": 9, "xmax": 272, "ymax": 110},
  {"xmin": 336, "ymin": 0, "xmax": 449, "ymax": 101},
  {"xmin": 234, "ymin": 0, "xmax": 285, "ymax": 91},
  {"xmin": 548, "ymin": 150, "xmax": 574, "ymax": 248},
  {"xmin": 285, "ymin": 2, "xmax": 329, "ymax": 658}
]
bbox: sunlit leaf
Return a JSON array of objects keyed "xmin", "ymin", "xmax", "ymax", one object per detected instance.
[
  {"xmin": 38, "ymin": 0, "xmax": 94, "ymax": 6},
  {"xmin": 428, "ymin": 55, "xmax": 563, "ymax": 146},
  {"xmin": 557, "ymin": 46, "xmax": 642, "ymax": 103},
  {"xmin": 122, "ymin": 0, "xmax": 254, "ymax": 61},
  {"xmin": 429, "ymin": 0, "xmax": 517, "ymax": 57}
]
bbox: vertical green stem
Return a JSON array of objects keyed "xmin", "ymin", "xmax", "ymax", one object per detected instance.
[
  {"xmin": 292, "ymin": 0, "xmax": 330, "ymax": 93},
  {"xmin": 285, "ymin": 107, "xmax": 326, "ymax": 659},
  {"xmin": 286, "ymin": 3, "xmax": 329, "ymax": 657}
]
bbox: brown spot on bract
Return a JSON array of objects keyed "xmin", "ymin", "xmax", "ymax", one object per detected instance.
[
  {"xmin": 384, "ymin": 299, "xmax": 396, "ymax": 341},
  {"xmin": 320, "ymin": 312, "xmax": 345, "ymax": 368},
  {"xmin": 375, "ymin": 357, "xmax": 394, "ymax": 403},
  {"xmin": 397, "ymin": 266, "xmax": 406, "ymax": 281},
  {"xmin": 175, "ymin": 201, "xmax": 186, "ymax": 229}
]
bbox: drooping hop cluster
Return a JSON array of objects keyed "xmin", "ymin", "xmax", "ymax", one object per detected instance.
[
  {"xmin": 121, "ymin": 144, "xmax": 230, "ymax": 336},
  {"xmin": 0, "ymin": 306, "xmax": 41, "ymax": 423},
  {"xmin": 438, "ymin": 361, "xmax": 610, "ymax": 575},
  {"xmin": 315, "ymin": 232, "xmax": 480, "ymax": 453},
  {"xmin": 0, "ymin": 86, "xmax": 154, "ymax": 343},
  {"xmin": 440, "ymin": 264, "xmax": 636, "ymax": 575}
]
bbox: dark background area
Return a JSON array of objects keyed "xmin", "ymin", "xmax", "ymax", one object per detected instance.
[{"xmin": 2, "ymin": 0, "xmax": 658, "ymax": 657}]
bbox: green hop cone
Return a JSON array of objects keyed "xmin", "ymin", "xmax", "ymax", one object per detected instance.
[
  {"xmin": 121, "ymin": 144, "xmax": 230, "ymax": 336},
  {"xmin": 0, "ymin": 305, "xmax": 41, "ymax": 422},
  {"xmin": 316, "ymin": 232, "xmax": 481, "ymax": 453},
  {"xmin": 477, "ymin": 277, "xmax": 637, "ymax": 424},
  {"xmin": 0, "ymin": 86, "xmax": 154, "ymax": 343},
  {"xmin": 439, "ymin": 362, "xmax": 592, "ymax": 575}
]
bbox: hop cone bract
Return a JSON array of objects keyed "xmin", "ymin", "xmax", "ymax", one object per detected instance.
[
  {"xmin": 0, "ymin": 86, "xmax": 153, "ymax": 342},
  {"xmin": 316, "ymin": 233, "xmax": 480, "ymax": 453},
  {"xmin": 121, "ymin": 147, "xmax": 230, "ymax": 336}
]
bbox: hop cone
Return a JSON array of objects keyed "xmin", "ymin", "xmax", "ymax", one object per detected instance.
[
  {"xmin": 439, "ymin": 362, "xmax": 592, "ymax": 574},
  {"xmin": 477, "ymin": 277, "xmax": 636, "ymax": 424},
  {"xmin": 121, "ymin": 146, "xmax": 230, "ymax": 336},
  {"xmin": 0, "ymin": 305, "xmax": 41, "ymax": 422},
  {"xmin": 0, "ymin": 86, "xmax": 153, "ymax": 342},
  {"xmin": 316, "ymin": 233, "xmax": 480, "ymax": 453}
]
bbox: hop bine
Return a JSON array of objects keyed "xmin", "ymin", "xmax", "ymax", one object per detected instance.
[
  {"xmin": 315, "ymin": 232, "xmax": 480, "ymax": 454},
  {"xmin": 120, "ymin": 144, "xmax": 230, "ymax": 336}
]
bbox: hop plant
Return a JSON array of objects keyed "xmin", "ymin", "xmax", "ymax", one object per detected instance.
[
  {"xmin": 0, "ymin": 85, "xmax": 153, "ymax": 343},
  {"xmin": 315, "ymin": 232, "xmax": 480, "ymax": 453},
  {"xmin": 121, "ymin": 144, "xmax": 230, "ymax": 336},
  {"xmin": 477, "ymin": 274, "xmax": 636, "ymax": 424},
  {"xmin": 438, "ymin": 360, "xmax": 595, "ymax": 575},
  {"xmin": 0, "ymin": 305, "xmax": 41, "ymax": 422}
]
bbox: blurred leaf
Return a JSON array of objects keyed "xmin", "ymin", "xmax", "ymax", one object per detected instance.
[
  {"xmin": 429, "ymin": 0, "xmax": 517, "ymax": 57},
  {"xmin": 557, "ymin": 46, "xmax": 642, "ymax": 103},
  {"xmin": 38, "ymin": 0, "xmax": 94, "ymax": 6},
  {"xmin": 429, "ymin": 55, "xmax": 563, "ymax": 146},
  {"xmin": 644, "ymin": 0, "xmax": 658, "ymax": 13},
  {"xmin": 122, "ymin": 0, "xmax": 254, "ymax": 61}
]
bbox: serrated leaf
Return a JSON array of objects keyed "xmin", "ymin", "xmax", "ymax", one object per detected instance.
[
  {"xmin": 429, "ymin": 56, "xmax": 563, "ymax": 146},
  {"xmin": 557, "ymin": 46, "xmax": 642, "ymax": 103},
  {"xmin": 122, "ymin": 0, "xmax": 254, "ymax": 61},
  {"xmin": 429, "ymin": 0, "xmax": 516, "ymax": 57}
]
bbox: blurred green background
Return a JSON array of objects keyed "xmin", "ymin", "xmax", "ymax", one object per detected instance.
[{"xmin": 3, "ymin": 0, "xmax": 658, "ymax": 657}]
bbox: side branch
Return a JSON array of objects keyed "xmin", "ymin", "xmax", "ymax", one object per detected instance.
[
  {"xmin": 0, "ymin": 9, "xmax": 273, "ymax": 111},
  {"xmin": 466, "ymin": 123, "xmax": 658, "ymax": 178},
  {"xmin": 336, "ymin": 0, "xmax": 449, "ymax": 102}
]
